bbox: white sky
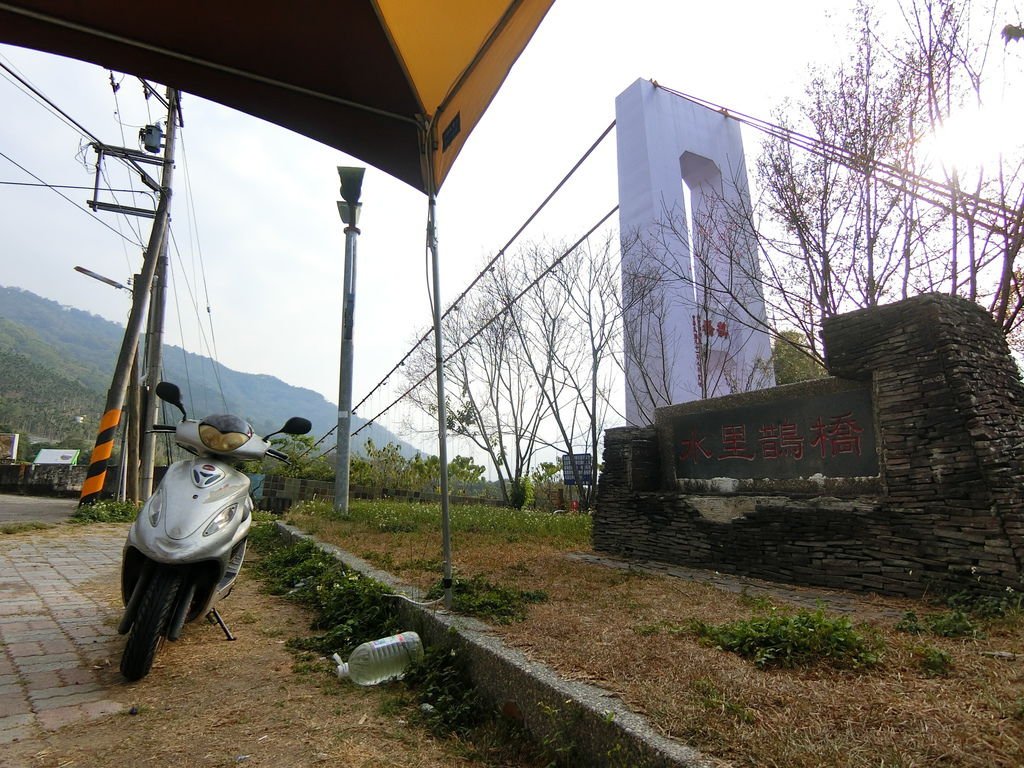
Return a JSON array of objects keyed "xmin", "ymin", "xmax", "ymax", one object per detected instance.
[{"xmin": 1, "ymin": 0, "xmax": 1019, "ymax": 457}]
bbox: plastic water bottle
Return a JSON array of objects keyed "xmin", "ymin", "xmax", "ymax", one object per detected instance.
[{"xmin": 332, "ymin": 631, "xmax": 424, "ymax": 685}]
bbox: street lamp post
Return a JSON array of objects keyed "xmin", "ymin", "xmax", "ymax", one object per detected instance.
[{"xmin": 334, "ymin": 166, "xmax": 364, "ymax": 514}]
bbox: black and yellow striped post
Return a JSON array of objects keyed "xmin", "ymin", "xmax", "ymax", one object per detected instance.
[{"xmin": 79, "ymin": 408, "xmax": 123, "ymax": 505}]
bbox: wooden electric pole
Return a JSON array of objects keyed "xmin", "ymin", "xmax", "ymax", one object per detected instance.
[
  {"xmin": 79, "ymin": 87, "xmax": 179, "ymax": 506},
  {"xmin": 139, "ymin": 236, "xmax": 168, "ymax": 499}
]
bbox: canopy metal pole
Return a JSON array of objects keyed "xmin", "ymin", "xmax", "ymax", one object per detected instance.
[{"xmin": 427, "ymin": 193, "xmax": 453, "ymax": 610}]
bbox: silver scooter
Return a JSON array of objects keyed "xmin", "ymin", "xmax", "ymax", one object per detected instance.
[{"xmin": 118, "ymin": 381, "xmax": 311, "ymax": 681}]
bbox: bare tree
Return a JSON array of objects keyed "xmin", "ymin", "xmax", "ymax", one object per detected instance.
[
  {"xmin": 503, "ymin": 235, "xmax": 621, "ymax": 508},
  {"xmin": 620, "ymin": 238, "xmax": 679, "ymax": 419},
  {"xmin": 403, "ymin": 261, "xmax": 551, "ymax": 505},
  {"xmin": 621, "ymin": 178, "xmax": 776, "ymax": 418},
  {"xmin": 749, "ymin": 0, "xmax": 1024, "ymax": 354},
  {"xmin": 756, "ymin": 2, "xmax": 921, "ymax": 337}
]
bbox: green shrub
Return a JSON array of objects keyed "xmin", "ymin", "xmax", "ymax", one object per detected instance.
[
  {"xmin": 912, "ymin": 644, "xmax": 953, "ymax": 677},
  {"xmin": 694, "ymin": 607, "xmax": 882, "ymax": 669},
  {"xmin": 946, "ymin": 589, "xmax": 1023, "ymax": 621},
  {"xmin": 896, "ymin": 611, "xmax": 925, "ymax": 634},
  {"xmin": 923, "ymin": 609, "xmax": 979, "ymax": 638},
  {"xmin": 427, "ymin": 574, "xmax": 547, "ymax": 624},
  {"xmin": 509, "ymin": 476, "xmax": 534, "ymax": 510},
  {"xmin": 403, "ymin": 647, "xmax": 484, "ymax": 736},
  {"xmin": 71, "ymin": 499, "xmax": 139, "ymax": 523},
  {"xmin": 897, "ymin": 608, "xmax": 981, "ymax": 638},
  {"xmin": 250, "ymin": 535, "xmax": 398, "ymax": 655}
]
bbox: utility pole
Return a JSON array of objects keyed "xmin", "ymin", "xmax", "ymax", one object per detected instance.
[
  {"xmin": 139, "ymin": 237, "xmax": 168, "ymax": 499},
  {"xmin": 125, "ymin": 343, "xmax": 141, "ymax": 502},
  {"xmin": 79, "ymin": 87, "xmax": 179, "ymax": 506}
]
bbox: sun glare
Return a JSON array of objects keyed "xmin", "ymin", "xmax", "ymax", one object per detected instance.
[{"xmin": 918, "ymin": 104, "xmax": 1020, "ymax": 177}]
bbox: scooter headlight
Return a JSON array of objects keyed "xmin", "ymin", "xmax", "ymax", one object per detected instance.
[
  {"xmin": 147, "ymin": 488, "xmax": 166, "ymax": 527},
  {"xmin": 203, "ymin": 502, "xmax": 238, "ymax": 536},
  {"xmin": 198, "ymin": 424, "xmax": 249, "ymax": 453}
]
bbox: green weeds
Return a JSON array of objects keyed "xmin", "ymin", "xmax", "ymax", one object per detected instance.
[
  {"xmin": 1, "ymin": 521, "xmax": 53, "ymax": 534},
  {"xmin": 248, "ymin": 524, "xmax": 554, "ymax": 766},
  {"xmin": 694, "ymin": 607, "xmax": 882, "ymax": 670},
  {"xmin": 402, "ymin": 647, "xmax": 484, "ymax": 736},
  {"xmin": 426, "ymin": 574, "xmax": 548, "ymax": 624},
  {"xmin": 945, "ymin": 589, "xmax": 1023, "ymax": 622},
  {"xmin": 896, "ymin": 609, "xmax": 980, "ymax": 639},
  {"xmin": 290, "ymin": 498, "xmax": 590, "ymax": 548},
  {"xmin": 911, "ymin": 644, "xmax": 953, "ymax": 677},
  {"xmin": 249, "ymin": 530, "xmax": 398, "ymax": 656},
  {"xmin": 633, "ymin": 619, "xmax": 688, "ymax": 636},
  {"xmin": 71, "ymin": 499, "xmax": 139, "ymax": 523}
]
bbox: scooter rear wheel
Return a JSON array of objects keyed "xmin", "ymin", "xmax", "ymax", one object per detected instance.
[{"xmin": 120, "ymin": 568, "xmax": 182, "ymax": 681}]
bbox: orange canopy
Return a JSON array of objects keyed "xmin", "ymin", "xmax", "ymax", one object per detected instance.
[{"xmin": 0, "ymin": 0, "xmax": 555, "ymax": 193}]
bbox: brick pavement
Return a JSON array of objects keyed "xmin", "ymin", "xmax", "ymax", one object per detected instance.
[{"xmin": 0, "ymin": 525, "xmax": 128, "ymax": 745}]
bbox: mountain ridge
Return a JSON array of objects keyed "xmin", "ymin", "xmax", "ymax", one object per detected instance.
[{"xmin": 0, "ymin": 285, "xmax": 415, "ymax": 456}]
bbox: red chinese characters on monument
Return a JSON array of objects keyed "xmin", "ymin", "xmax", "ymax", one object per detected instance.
[
  {"xmin": 678, "ymin": 413, "xmax": 865, "ymax": 464},
  {"xmin": 695, "ymin": 318, "xmax": 730, "ymax": 339},
  {"xmin": 672, "ymin": 387, "xmax": 877, "ymax": 480},
  {"xmin": 811, "ymin": 412, "xmax": 864, "ymax": 457},
  {"xmin": 679, "ymin": 428, "xmax": 712, "ymax": 464},
  {"xmin": 758, "ymin": 421, "xmax": 805, "ymax": 460},
  {"xmin": 719, "ymin": 424, "xmax": 755, "ymax": 461}
]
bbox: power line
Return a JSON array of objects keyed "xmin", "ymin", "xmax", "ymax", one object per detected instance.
[
  {"xmin": 168, "ymin": 226, "xmax": 227, "ymax": 411},
  {"xmin": 0, "ymin": 181, "xmax": 145, "ymax": 193},
  {"xmin": 177, "ymin": 127, "xmax": 224, "ymax": 384},
  {"xmin": 167, "ymin": 258, "xmax": 196, "ymax": 412},
  {"xmin": 0, "ymin": 58, "xmax": 168, "ymax": 247},
  {"xmin": 106, "ymin": 69, "xmax": 146, "ymax": 250},
  {"xmin": 318, "ymin": 205, "xmax": 619, "ymax": 457},
  {"xmin": 0, "ymin": 58, "xmax": 161, "ymax": 192},
  {"xmin": 0, "ymin": 149, "xmax": 144, "ymax": 246},
  {"xmin": 301, "ymin": 120, "xmax": 618, "ymax": 456},
  {"xmin": 0, "ymin": 57, "xmax": 96, "ymax": 139},
  {"xmin": 652, "ymin": 83, "xmax": 1020, "ymax": 235},
  {"xmin": 312, "ymin": 83, "xmax": 1022, "ymax": 457}
]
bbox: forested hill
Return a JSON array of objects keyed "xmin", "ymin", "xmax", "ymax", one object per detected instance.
[
  {"xmin": 0, "ymin": 286, "xmax": 414, "ymax": 453},
  {"xmin": 0, "ymin": 344, "xmax": 101, "ymax": 446}
]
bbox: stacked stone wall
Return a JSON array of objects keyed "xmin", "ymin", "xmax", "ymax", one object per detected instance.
[{"xmin": 596, "ymin": 294, "xmax": 1024, "ymax": 596}]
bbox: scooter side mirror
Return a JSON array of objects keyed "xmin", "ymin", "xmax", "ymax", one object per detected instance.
[
  {"xmin": 263, "ymin": 417, "xmax": 312, "ymax": 441},
  {"xmin": 155, "ymin": 381, "xmax": 187, "ymax": 420},
  {"xmin": 282, "ymin": 417, "xmax": 312, "ymax": 436}
]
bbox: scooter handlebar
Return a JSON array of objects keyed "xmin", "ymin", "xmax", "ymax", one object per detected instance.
[{"xmin": 266, "ymin": 448, "xmax": 290, "ymax": 464}]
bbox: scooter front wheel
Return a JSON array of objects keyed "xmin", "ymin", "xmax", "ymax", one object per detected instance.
[{"xmin": 120, "ymin": 567, "xmax": 182, "ymax": 681}]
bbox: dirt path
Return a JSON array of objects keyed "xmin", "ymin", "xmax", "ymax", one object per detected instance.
[{"xmin": 2, "ymin": 524, "xmax": 491, "ymax": 768}]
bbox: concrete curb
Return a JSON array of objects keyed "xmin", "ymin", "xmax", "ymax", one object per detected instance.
[{"xmin": 275, "ymin": 522, "xmax": 716, "ymax": 768}]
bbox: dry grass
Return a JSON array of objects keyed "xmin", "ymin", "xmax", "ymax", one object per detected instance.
[{"xmin": 290, "ymin": 504, "xmax": 1024, "ymax": 768}]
